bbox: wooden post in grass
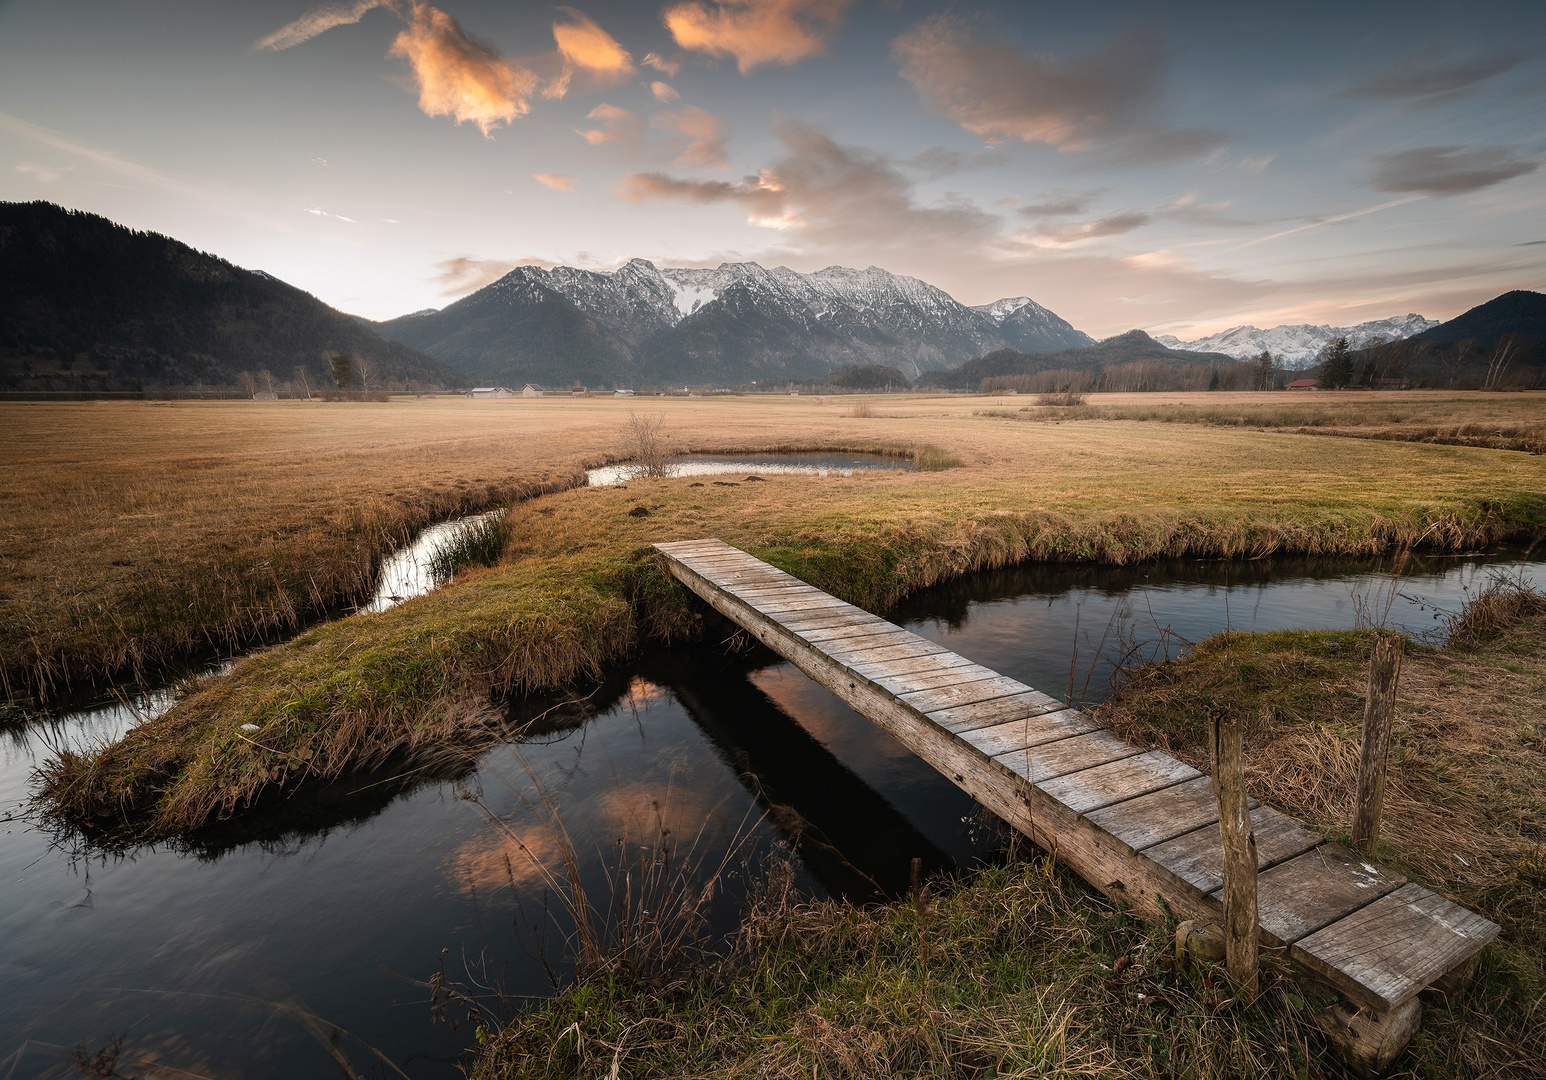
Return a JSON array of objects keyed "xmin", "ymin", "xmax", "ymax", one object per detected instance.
[
  {"xmin": 1210, "ymin": 712, "xmax": 1259, "ymax": 998},
  {"xmin": 1353, "ymin": 633, "xmax": 1405, "ymax": 855}
]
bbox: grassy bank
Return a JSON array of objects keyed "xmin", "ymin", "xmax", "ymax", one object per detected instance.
[
  {"xmin": 37, "ymin": 414, "xmax": 1546, "ymax": 842},
  {"xmin": 973, "ymin": 389, "xmax": 1546, "ymax": 454},
  {"xmin": 467, "ymin": 582, "xmax": 1546, "ymax": 1080}
]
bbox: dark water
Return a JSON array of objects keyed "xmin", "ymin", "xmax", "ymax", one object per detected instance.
[{"xmin": 1, "ymin": 549, "xmax": 1539, "ymax": 1077}]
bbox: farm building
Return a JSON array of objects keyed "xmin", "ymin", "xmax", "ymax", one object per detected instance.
[
  {"xmin": 466, "ymin": 387, "xmax": 514, "ymax": 398},
  {"xmin": 522, "ymin": 384, "xmax": 544, "ymax": 397},
  {"xmin": 1286, "ymin": 378, "xmax": 1320, "ymax": 390}
]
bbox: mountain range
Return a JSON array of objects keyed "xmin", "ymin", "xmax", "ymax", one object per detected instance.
[
  {"xmin": 1154, "ymin": 314, "xmax": 1438, "ymax": 363},
  {"xmin": 373, "ymin": 260, "xmax": 1094, "ymax": 388},
  {"xmin": 0, "ymin": 202, "xmax": 459, "ymax": 393}
]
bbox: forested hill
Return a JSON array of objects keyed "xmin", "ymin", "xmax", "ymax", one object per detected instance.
[
  {"xmin": 0, "ymin": 202, "xmax": 464, "ymax": 392},
  {"xmin": 916, "ymin": 330, "xmax": 1235, "ymax": 390}
]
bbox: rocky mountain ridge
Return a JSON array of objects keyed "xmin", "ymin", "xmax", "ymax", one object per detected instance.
[{"xmin": 1155, "ymin": 314, "xmax": 1438, "ymax": 363}]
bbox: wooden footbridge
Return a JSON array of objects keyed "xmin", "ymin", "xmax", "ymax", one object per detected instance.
[{"xmin": 655, "ymin": 540, "xmax": 1499, "ymax": 1075}]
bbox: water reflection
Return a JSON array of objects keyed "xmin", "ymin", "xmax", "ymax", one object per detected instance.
[{"xmin": 586, "ymin": 452, "xmax": 914, "ymax": 486}]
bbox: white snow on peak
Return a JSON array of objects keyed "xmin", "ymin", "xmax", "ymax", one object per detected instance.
[
  {"xmin": 974, "ymin": 297, "xmax": 1032, "ymax": 323},
  {"xmin": 1156, "ymin": 314, "xmax": 1440, "ymax": 362},
  {"xmin": 664, "ymin": 276, "xmax": 718, "ymax": 317}
]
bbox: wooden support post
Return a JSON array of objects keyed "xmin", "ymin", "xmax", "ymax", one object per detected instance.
[
  {"xmin": 1210, "ymin": 713, "xmax": 1259, "ymax": 998},
  {"xmin": 1353, "ymin": 633, "xmax": 1405, "ymax": 856}
]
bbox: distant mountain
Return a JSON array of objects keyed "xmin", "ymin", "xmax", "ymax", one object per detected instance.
[
  {"xmin": 1155, "ymin": 314, "xmax": 1437, "ymax": 363},
  {"xmin": 1408, "ymin": 290, "xmax": 1546, "ymax": 348},
  {"xmin": 374, "ymin": 260, "xmax": 1094, "ymax": 387},
  {"xmin": 918, "ymin": 330, "xmax": 1235, "ymax": 390},
  {"xmin": 0, "ymin": 201, "xmax": 463, "ymax": 392}
]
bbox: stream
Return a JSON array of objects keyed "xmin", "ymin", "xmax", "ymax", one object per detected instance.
[{"xmin": 2, "ymin": 531, "xmax": 1540, "ymax": 1074}]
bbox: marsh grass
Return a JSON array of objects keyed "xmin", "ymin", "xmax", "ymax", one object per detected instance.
[
  {"xmin": 1036, "ymin": 390, "xmax": 1087, "ymax": 406},
  {"xmin": 846, "ymin": 400, "xmax": 877, "ymax": 418},
  {"xmin": 1095, "ymin": 582, "xmax": 1546, "ymax": 1078},
  {"xmin": 425, "ymin": 512, "xmax": 513, "ymax": 585}
]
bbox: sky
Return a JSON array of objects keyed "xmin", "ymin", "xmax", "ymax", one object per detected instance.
[{"xmin": 1, "ymin": 0, "xmax": 1543, "ymax": 338}]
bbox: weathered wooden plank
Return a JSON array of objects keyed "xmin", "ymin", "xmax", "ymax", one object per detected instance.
[
  {"xmin": 750, "ymin": 594, "xmax": 855, "ymax": 615},
  {"xmin": 1143, "ymin": 806, "xmax": 1322, "ymax": 900},
  {"xmin": 924, "ymin": 690, "xmax": 1069, "ymax": 734},
  {"xmin": 848, "ymin": 651, "xmax": 979, "ymax": 679},
  {"xmin": 1037, "ymin": 751, "xmax": 1200, "ymax": 814},
  {"xmin": 723, "ymin": 582, "xmax": 825, "ymax": 599},
  {"xmin": 776, "ymin": 609, "xmax": 882, "ymax": 633},
  {"xmin": 958, "ymin": 710, "xmax": 1099, "ymax": 757},
  {"xmin": 866, "ymin": 664, "xmax": 1003, "ymax": 696},
  {"xmin": 1086, "ymin": 775, "xmax": 1255, "ymax": 855},
  {"xmin": 896, "ymin": 674, "xmax": 1033, "ymax": 714},
  {"xmin": 996, "ymin": 729, "xmax": 1144, "ymax": 783},
  {"xmin": 795, "ymin": 621, "xmax": 899, "ymax": 646},
  {"xmin": 819, "ymin": 628, "xmax": 925, "ymax": 657},
  {"xmin": 1292, "ymin": 883, "xmax": 1500, "ymax": 1012},
  {"xmin": 1237, "ymin": 845, "xmax": 1405, "ymax": 947},
  {"xmin": 826, "ymin": 639, "xmax": 948, "ymax": 665}
]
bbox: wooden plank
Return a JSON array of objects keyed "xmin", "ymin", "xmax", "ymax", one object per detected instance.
[
  {"xmin": 1086, "ymin": 775, "xmax": 1256, "ymax": 855},
  {"xmin": 750, "ymin": 594, "xmax": 855, "ymax": 615},
  {"xmin": 776, "ymin": 609, "xmax": 882, "ymax": 633},
  {"xmin": 723, "ymin": 582, "xmax": 825, "ymax": 599},
  {"xmin": 995, "ymin": 729, "xmax": 1144, "ymax": 783},
  {"xmin": 1143, "ymin": 806, "xmax": 1322, "ymax": 900},
  {"xmin": 1293, "ymin": 883, "xmax": 1500, "ymax": 1012},
  {"xmin": 866, "ymin": 664, "xmax": 1002, "ymax": 696},
  {"xmin": 925, "ymin": 690, "xmax": 1068, "ymax": 734},
  {"xmin": 1237, "ymin": 845, "xmax": 1405, "ymax": 947},
  {"xmin": 796, "ymin": 621, "xmax": 900, "ymax": 645},
  {"xmin": 826, "ymin": 639, "xmax": 948, "ymax": 665},
  {"xmin": 958, "ymin": 710, "xmax": 1099, "ymax": 757},
  {"xmin": 1037, "ymin": 752, "xmax": 1200, "ymax": 814},
  {"xmin": 818, "ymin": 628, "xmax": 924, "ymax": 657},
  {"xmin": 896, "ymin": 674, "xmax": 1033, "ymax": 714},
  {"xmin": 849, "ymin": 651, "xmax": 979, "ymax": 679},
  {"xmin": 654, "ymin": 539, "xmax": 734, "ymax": 555}
]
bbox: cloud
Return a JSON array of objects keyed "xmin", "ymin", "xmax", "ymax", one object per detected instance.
[
  {"xmin": 1161, "ymin": 191, "xmax": 1252, "ymax": 227},
  {"xmin": 533, "ymin": 172, "xmax": 578, "ymax": 192},
  {"xmin": 388, "ymin": 3, "xmax": 538, "ymax": 137},
  {"xmin": 545, "ymin": 8, "xmax": 635, "ymax": 98},
  {"xmin": 652, "ymin": 105, "xmax": 730, "ymax": 168},
  {"xmin": 664, "ymin": 0, "xmax": 854, "ymax": 74},
  {"xmin": 432, "ymin": 256, "xmax": 517, "ymax": 295},
  {"xmin": 253, "ymin": 0, "xmax": 389, "ymax": 51},
  {"xmin": 642, "ymin": 52, "xmax": 684, "ymax": 77},
  {"xmin": 1236, "ymin": 154, "xmax": 1275, "ymax": 174},
  {"xmin": 1343, "ymin": 47, "xmax": 1522, "ymax": 107},
  {"xmin": 650, "ymin": 81, "xmax": 681, "ymax": 102},
  {"xmin": 14, "ymin": 161, "xmax": 71, "ymax": 182},
  {"xmin": 892, "ymin": 17, "xmax": 1228, "ymax": 163},
  {"xmin": 576, "ymin": 103, "xmax": 641, "ymax": 146},
  {"xmin": 304, "ymin": 207, "xmax": 357, "ymax": 222},
  {"xmin": 1017, "ymin": 188, "xmax": 1101, "ymax": 217},
  {"xmin": 1228, "ymin": 195, "xmax": 1426, "ymax": 251},
  {"xmin": 1371, "ymin": 145, "xmax": 1538, "ymax": 196},
  {"xmin": 1034, "ymin": 211, "xmax": 1150, "ymax": 245},
  {"xmin": 621, "ymin": 118, "xmax": 1001, "ymax": 251}
]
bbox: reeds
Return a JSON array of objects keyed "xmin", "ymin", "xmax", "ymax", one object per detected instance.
[{"xmin": 425, "ymin": 512, "xmax": 512, "ymax": 584}]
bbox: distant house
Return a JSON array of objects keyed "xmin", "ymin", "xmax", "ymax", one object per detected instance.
[
  {"xmin": 788, "ymin": 389, "xmax": 800, "ymax": 396},
  {"xmin": 1374, "ymin": 377, "xmax": 1409, "ymax": 391},
  {"xmin": 613, "ymin": 388, "xmax": 635, "ymax": 397},
  {"xmin": 1286, "ymin": 378, "xmax": 1320, "ymax": 390},
  {"xmin": 570, "ymin": 385, "xmax": 589, "ymax": 396},
  {"xmin": 466, "ymin": 386, "xmax": 514, "ymax": 398},
  {"xmin": 252, "ymin": 390, "xmax": 279, "ymax": 401},
  {"xmin": 522, "ymin": 384, "xmax": 544, "ymax": 398}
]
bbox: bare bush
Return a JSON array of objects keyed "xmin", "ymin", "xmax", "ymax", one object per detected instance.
[
  {"xmin": 622, "ymin": 412, "xmax": 671, "ymax": 478},
  {"xmin": 846, "ymin": 400, "xmax": 876, "ymax": 418},
  {"xmin": 1035, "ymin": 391, "xmax": 1086, "ymax": 406}
]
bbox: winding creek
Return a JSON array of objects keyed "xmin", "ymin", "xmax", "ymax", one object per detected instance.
[{"xmin": 2, "ymin": 478, "xmax": 1540, "ymax": 1075}]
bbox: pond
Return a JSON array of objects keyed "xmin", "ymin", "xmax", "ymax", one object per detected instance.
[
  {"xmin": 586, "ymin": 452, "xmax": 915, "ymax": 486},
  {"xmin": 1, "ymin": 548, "xmax": 1539, "ymax": 1077}
]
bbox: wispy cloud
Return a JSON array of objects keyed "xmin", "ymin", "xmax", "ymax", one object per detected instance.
[
  {"xmin": 1017, "ymin": 188, "xmax": 1102, "ymax": 217},
  {"xmin": 892, "ymin": 17, "xmax": 1228, "ymax": 164},
  {"xmin": 253, "ymin": 0, "xmax": 390, "ymax": 51},
  {"xmin": 1371, "ymin": 145, "xmax": 1537, "ymax": 196},
  {"xmin": 14, "ymin": 161, "xmax": 72, "ymax": 182},
  {"xmin": 576, "ymin": 103, "xmax": 641, "ymax": 146},
  {"xmin": 432, "ymin": 256, "xmax": 517, "ymax": 295},
  {"xmin": 1229, "ymin": 195, "xmax": 1426, "ymax": 251},
  {"xmin": 664, "ymin": 0, "xmax": 854, "ymax": 74},
  {"xmin": 304, "ymin": 206, "xmax": 357, "ymax": 222},
  {"xmin": 534, "ymin": 172, "xmax": 578, "ymax": 192},
  {"xmin": 0, "ymin": 112, "xmax": 211, "ymax": 201},
  {"xmin": 1033, "ymin": 211, "xmax": 1151, "ymax": 245},
  {"xmin": 652, "ymin": 105, "xmax": 730, "ymax": 168},
  {"xmin": 1343, "ymin": 47, "xmax": 1522, "ymax": 107},
  {"xmin": 650, "ymin": 81, "xmax": 681, "ymax": 102},
  {"xmin": 642, "ymin": 52, "xmax": 684, "ymax": 77},
  {"xmin": 388, "ymin": 3, "xmax": 537, "ymax": 137},
  {"xmin": 544, "ymin": 8, "xmax": 635, "ymax": 99}
]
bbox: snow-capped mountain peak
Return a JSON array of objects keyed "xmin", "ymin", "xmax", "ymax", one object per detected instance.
[
  {"xmin": 974, "ymin": 296, "xmax": 1032, "ymax": 323},
  {"xmin": 1154, "ymin": 314, "xmax": 1439, "ymax": 362}
]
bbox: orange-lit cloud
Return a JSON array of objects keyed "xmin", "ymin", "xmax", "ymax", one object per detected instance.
[
  {"xmin": 651, "ymin": 81, "xmax": 681, "ymax": 102},
  {"xmin": 653, "ymin": 105, "xmax": 730, "ymax": 168},
  {"xmin": 388, "ymin": 3, "xmax": 537, "ymax": 137},
  {"xmin": 576, "ymin": 103, "xmax": 641, "ymax": 146},
  {"xmin": 664, "ymin": 0, "xmax": 854, "ymax": 74},
  {"xmin": 432, "ymin": 256, "xmax": 517, "ymax": 295},
  {"xmin": 534, "ymin": 172, "xmax": 578, "ymax": 192},
  {"xmin": 545, "ymin": 8, "xmax": 635, "ymax": 99},
  {"xmin": 642, "ymin": 52, "xmax": 684, "ymax": 77},
  {"xmin": 254, "ymin": 0, "xmax": 389, "ymax": 51}
]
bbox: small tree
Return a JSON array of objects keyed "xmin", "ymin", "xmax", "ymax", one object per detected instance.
[
  {"xmin": 257, "ymin": 369, "xmax": 278, "ymax": 394},
  {"xmin": 1484, "ymin": 333, "xmax": 1527, "ymax": 390},
  {"xmin": 292, "ymin": 365, "xmax": 312, "ymax": 400},
  {"xmin": 1208, "ymin": 369, "xmax": 1221, "ymax": 390},
  {"xmin": 235, "ymin": 370, "xmax": 256, "ymax": 398},
  {"xmin": 1317, "ymin": 336, "xmax": 1354, "ymax": 389},
  {"xmin": 1252, "ymin": 350, "xmax": 1274, "ymax": 391},
  {"xmin": 355, "ymin": 354, "xmax": 377, "ymax": 391},
  {"xmin": 330, "ymin": 354, "xmax": 354, "ymax": 391}
]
